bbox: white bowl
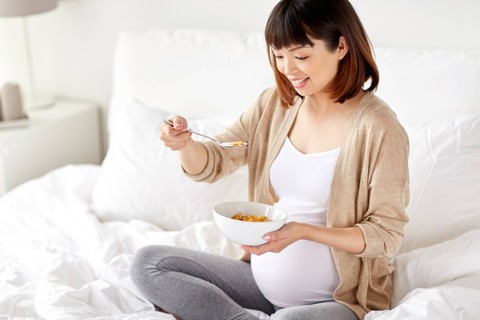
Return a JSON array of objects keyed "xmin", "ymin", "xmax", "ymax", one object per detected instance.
[{"xmin": 213, "ymin": 201, "xmax": 288, "ymax": 246}]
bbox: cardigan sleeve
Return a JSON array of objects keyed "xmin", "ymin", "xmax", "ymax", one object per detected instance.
[
  {"xmin": 184, "ymin": 87, "xmax": 275, "ymax": 183},
  {"xmin": 355, "ymin": 110, "xmax": 410, "ymax": 258}
]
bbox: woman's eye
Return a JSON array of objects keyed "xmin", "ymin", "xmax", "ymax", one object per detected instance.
[
  {"xmin": 274, "ymin": 55, "xmax": 283, "ymax": 59},
  {"xmin": 295, "ymin": 56, "xmax": 308, "ymax": 60}
]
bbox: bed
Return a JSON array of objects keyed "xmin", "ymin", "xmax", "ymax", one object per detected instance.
[{"xmin": 1, "ymin": 28, "xmax": 480, "ymax": 319}]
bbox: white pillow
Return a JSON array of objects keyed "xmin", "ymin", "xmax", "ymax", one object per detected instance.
[
  {"xmin": 93, "ymin": 29, "xmax": 275, "ymax": 231},
  {"xmin": 110, "ymin": 29, "xmax": 274, "ymax": 121},
  {"xmin": 375, "ymin": 48, "xmax": 480, "ymax": 123},
  {"xmin": 391, "ymin": 229, "xmax": 480, "ymax": 307},
  {"xmin": 400, "ymin": 114, "xmax": 480, "ymax": 253},
  {"xmin": 91, "ymin": 99, "xmax": 248, "ymax": 230},
  {"xmin": 103, "ymin": 28, "xmax": 480, "ymax": 245},
  {"xmin": 366, "ymin": 285, "xmax": 480, "ymax": 320}
]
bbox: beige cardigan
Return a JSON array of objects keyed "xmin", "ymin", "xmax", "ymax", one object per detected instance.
[{"xmin": 187, "ymin": 87, "xmax": 410, "ymax": 319}]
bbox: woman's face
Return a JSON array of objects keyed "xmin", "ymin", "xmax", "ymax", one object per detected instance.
[{"xmin": 272, "ymin": 37, "xmax": 347, "ymax": 98}]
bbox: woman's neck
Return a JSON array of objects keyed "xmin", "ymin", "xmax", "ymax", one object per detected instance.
[{"xmin": 305, "ymin": 90, "xmax": 365, "ymax": 116}]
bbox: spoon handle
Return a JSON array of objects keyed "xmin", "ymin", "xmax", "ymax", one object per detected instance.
[{"xmin": 163, "ymin": 119, "xmax": 218, "ymax": 143}]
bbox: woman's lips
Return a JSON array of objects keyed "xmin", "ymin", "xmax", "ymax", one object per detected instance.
[{"xmin": 291, "ymin": 77, "xmax": 308, "ymax": 89}]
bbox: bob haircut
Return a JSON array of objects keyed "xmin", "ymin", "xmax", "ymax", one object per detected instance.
[{"xmin": 265, "ymin": 0, "xmax": 379, "ymax": 107}]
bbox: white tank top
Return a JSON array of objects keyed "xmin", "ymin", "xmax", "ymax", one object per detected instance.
[{"xmin": 251, "ymin": 137, "xmax": 340, "ymax": 307}]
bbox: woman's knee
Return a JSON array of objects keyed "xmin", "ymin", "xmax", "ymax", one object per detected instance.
[{"xmin": 130, "ymin": 245, "xmax": 169, "ymax": 286}]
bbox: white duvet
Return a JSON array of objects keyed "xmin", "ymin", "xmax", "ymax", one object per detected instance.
[
  {"xmin": 0, "ymin": 165, "xmax": 479, "ymax": 319},
  {"xmin": 0, "ymin": 165, "xmax": 241, "ymax": 319}
]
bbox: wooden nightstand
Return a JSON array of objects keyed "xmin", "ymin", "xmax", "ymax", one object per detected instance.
[{"xmin": 0, "ymin": 99, "xmax": 102, "ymax": 196}]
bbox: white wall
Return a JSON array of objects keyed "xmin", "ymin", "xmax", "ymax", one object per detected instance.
[
  {"xmin": 352, "ymin": 0, "xmax": 480, "ymax": 51},
  {"xmin": 1, "ymin": 0, "xmax": 479, "ymax": 153},
  {"xmin": 0, "ymin": 0, "xmax": 277, "ymax": 108}
]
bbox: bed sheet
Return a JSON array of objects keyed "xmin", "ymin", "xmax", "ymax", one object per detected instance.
[
  {"xmin": 1, "ymin": 165, "xmax": 479, "ymax": 320},
  {"xmin": 0, "ymin": 165, "xmax": 242, "ymax": 319}
]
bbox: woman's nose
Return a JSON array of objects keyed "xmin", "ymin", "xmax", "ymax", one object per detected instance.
[{"xmin": 282, "ymin": 58, "xmax": 297, "ymax": 75}]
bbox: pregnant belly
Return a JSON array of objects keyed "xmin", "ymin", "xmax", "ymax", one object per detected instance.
[{"xmin": 251, "ymin": 239, "xmax": 339, "ymax": 307}]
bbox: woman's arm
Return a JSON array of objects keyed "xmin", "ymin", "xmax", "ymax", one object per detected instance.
[
  {"xmin": 302, "ymin": 224, "xmax": 366, "ymax": 254},
  {"xmin": 179, "ymin": 141, "xmax": 208, "ymax": 175},
  {"xmin": 241, "ymin": 222, "xmax": 366, "ymax": 256}
]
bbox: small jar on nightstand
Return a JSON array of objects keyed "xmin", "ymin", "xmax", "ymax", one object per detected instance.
[{"xmin": 0, "ymin": 99, "xmax": 102, "ymax": 196}]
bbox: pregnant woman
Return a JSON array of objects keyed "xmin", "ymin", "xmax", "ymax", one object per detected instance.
[{"xmin": 130, "ymin": 0, "xmax": 409, "ymax": 319}]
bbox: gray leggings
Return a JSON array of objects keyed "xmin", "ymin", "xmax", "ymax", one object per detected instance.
[{"xmin": 130, "ymin": 245, "xmax": 357, "ymax": 320}]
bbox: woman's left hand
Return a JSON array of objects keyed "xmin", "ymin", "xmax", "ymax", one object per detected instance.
[{"xmin": 240, "ymin": 222, "xmax": 304, "ymax": 255}]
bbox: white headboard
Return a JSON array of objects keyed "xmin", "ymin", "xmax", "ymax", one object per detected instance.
[{"xmin": 112, "ymin": 29, "xmax": 480, "ymax": 128}]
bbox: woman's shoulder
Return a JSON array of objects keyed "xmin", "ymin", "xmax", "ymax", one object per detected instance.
[
  {"xmin": 246, "ymin": 85, "xmax": 298, "ymax": 118},
  {"xmin": 355, "ymin": 92, "xmax": 405, "ymax": 131},
  {"xmin": 239, "ymin": 86, "xmax": 300, "ymax": 138},
  {"xmin": 257, "ymin": 86, "xmax": 279, "ymax": 104},
  {"xmin": 237, "ymin": 86, "xmax": 283, "ymax": 130}
]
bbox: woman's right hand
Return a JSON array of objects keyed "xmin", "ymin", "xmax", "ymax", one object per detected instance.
[
  {"xmin": 160, "ymin": 116, "xmax": 193, "ymax": 151},
  {"xmin": 161, "ymin": 116, "xmax": 208, "ymax": 175}
]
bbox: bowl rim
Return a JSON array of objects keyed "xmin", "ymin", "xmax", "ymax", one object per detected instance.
[{"xmin": 213, "ymin": 201, "xmax": 288, "ymax": 224}]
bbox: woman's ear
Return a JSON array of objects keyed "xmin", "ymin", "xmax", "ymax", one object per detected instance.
[{"xmin": 338, "ymin": 36, "xmax": 349, "ymax": 60}]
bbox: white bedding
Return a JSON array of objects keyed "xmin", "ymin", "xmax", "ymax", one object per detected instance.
[
  {"xmin": 1, "ymin": 165, "xmax": 479, "ymax": 319},
  {"xmin": 0, "ymin": 165, "xmax": 241, "ymax": 319}
]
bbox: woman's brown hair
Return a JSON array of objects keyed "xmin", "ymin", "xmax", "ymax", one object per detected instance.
[{"xmin": 265, "ymin": 0, "xmax": 379, "ymax": 107}]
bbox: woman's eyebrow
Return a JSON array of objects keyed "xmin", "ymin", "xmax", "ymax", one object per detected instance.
[
  {"xmin": 288, "ymin": 46, "xmax": 303, "ymax": 52},
  {"xmin": 271, "ymin": 44, "xmax": 312, "ymax": 53},
  {"xmin": 288, "ymin": 45, "xmax": 311, "ymax": 52}
]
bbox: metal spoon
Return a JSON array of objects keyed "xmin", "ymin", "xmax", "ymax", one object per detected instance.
[{"xmin": 163, "ymin": 119, "xmax": 248, "ymax": 149}]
